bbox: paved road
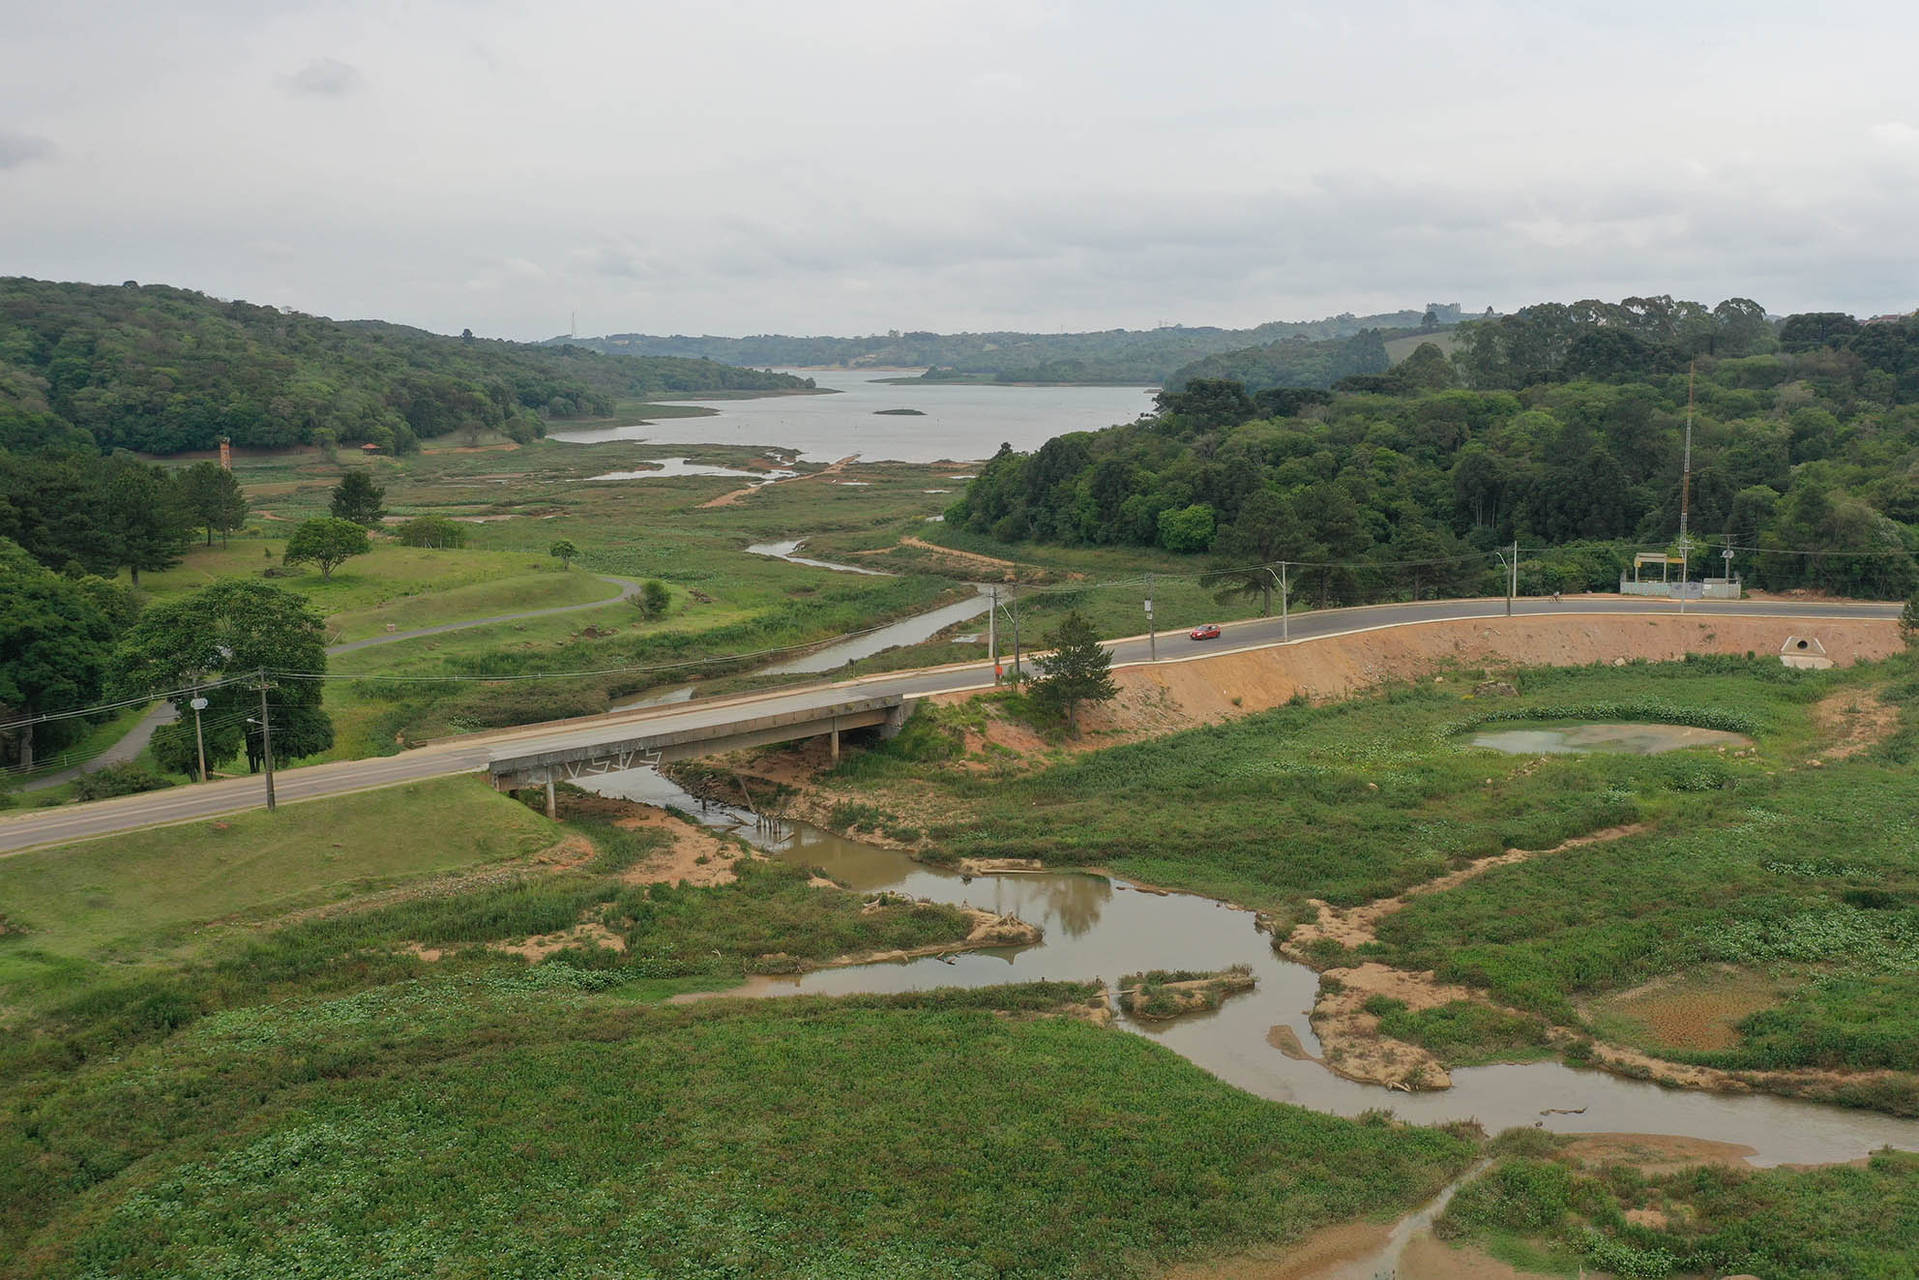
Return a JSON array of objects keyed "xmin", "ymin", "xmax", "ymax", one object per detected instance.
[{"xmin": 0, "ymin": 595, "xmax": 1897, "ymax": 855}]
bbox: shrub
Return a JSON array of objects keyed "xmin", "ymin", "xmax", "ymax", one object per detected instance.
[
  {"xmin": 73, "ymin": 763, "xmax": 172, "ymax": 800},
  {"xmin": 395, "ymin": 516, "xmax": 468, "ymax": 549}
]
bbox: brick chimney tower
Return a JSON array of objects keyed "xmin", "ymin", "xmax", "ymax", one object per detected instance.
[{"xmin": 218, "ymin": 436, "xmax": 232, "ymax": 471}]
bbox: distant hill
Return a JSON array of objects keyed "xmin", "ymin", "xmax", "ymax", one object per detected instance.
[
  {"xmin": 547, "ymin": 305, "xmax": 1469, "ymax": 384},
  {"xmin": 0, "ymin": 278, "xmax": 811, "ymax": 456}
]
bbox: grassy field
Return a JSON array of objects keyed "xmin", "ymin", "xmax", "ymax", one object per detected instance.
[
  {"xmin": 1438, "ymin": 1130, "xmax": 1919, "ymax": 1280},
  {"xmin": 0, "ymin": 778, "xmax": 558, "ymax": 1015},
  {"xmin": 831, "ymin": 655, "xmax": 1919, "ymax": 1100},
  {"xmin": 94, "ymin": 444, "xmax": 982, "ymax": 764},
  {"xmin": 0, "ymin": 780, "xmax": 1479, "ymax": 1276}
]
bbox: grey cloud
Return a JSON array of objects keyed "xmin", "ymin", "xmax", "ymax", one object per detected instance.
[
  {"xmin": 0, "ymin": 131, "xmax": 55, "ymax": 169},
  {"xmin": 281, "ymin": 58, "xmax": 362, "ymax": 97}
]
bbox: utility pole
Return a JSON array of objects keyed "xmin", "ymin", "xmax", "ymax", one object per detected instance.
[
  {"xmin": 1010, "ymin": 591, "xmax": 1022, "ymax": 684},
  {"xmin": 1281, "ymin": 562, "xmax": 1290, "ymax": 642},
  {"xmin": 1678, "ymin": 360, "xmax": 1696, "ymax": 615},
  {"xmin": 1506, "ymin": 542, "xmax": 1518, "ymax": 616},
  {"xmin": 191, "ymin": 691, "xmax": 208, "ymax": 784},
  {"xmin": 1144, "ymin": 572, "xmax": 1157, "ymax": 662},
  {"xmin": 988, "ymin": 585, "xmax": 1000, "ymax": 681},
  {"xmin": 257, "ymin": 668, "xmax": 276, "ymax": 812}
]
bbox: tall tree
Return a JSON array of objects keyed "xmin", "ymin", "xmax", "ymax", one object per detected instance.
[
  {"xmin": 1205, "ymin": 489, "xmax": 1311, "ymax": 615},
  {"xmin": 283, "ymin": 517, "xmax": 370, "ymax": 581},
  {"xmin": 549, "ymin": 538, "xmax": 579, "ymax": 570},
  {"xmin": 101, "ymin": 452, "xmax": 191, "ymax": 586},
  {"xmin": 329, "ymin": 469, "xmax": 387, "ymax": 526},
  {"xmin": 113, "ymin": 580, "xmax": 333, "ymax": 776},
  {"xmin": 0, "ymin": 539, "xmax": 118, "ymax": 769},
  {"xmin": 1029, "ymin": 610, "xmax": 1117, "ymax": 733},
  {"xmin": 178, "ymin": 461, "xmax": 249, "ymax": 546}
]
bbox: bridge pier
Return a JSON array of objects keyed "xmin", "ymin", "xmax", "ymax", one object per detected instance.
[{"xmin": 545, "ymin": 771, "xmax": 557, "ymax": 820}]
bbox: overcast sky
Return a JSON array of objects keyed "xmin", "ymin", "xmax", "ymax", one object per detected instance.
[{"xmin": 4, "ymin": 0, "xmax": 1917, "ymax": 341}]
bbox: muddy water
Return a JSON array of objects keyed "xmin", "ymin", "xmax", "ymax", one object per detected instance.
[
  {"xmin": 758, "ymin": 586, "xmax": 993, "ymax": 675},
  {"xmin": 580, "ymin": 458, "xmax": 797, "ymax": 483},
  {"xmin": 1472, "ymin": 722, "xmax": 1752, "ymax": 754},
  {"xmin": 584, "ymin": 769, "xmax": 1919, "ymax": 1166},
  {"xmin": 745, "ymin": 539, "xmax": 893, "ymax": 576}
]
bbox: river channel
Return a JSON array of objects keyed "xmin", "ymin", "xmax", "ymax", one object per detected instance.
[{"xmin": 584, "ymin": 766, "xmax": 1919, "ymax": 1168}]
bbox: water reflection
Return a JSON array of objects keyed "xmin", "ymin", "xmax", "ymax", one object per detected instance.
[{"xmin": 580, "ymin": 766, "xmax": 1919, "ymax": 1166}]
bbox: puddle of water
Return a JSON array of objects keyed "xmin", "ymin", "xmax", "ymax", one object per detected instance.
[
  {"xmin": 745, "ymin": 539, "xmax": 893, "ymax": 576},
  {"xmin": 1472, "ymin": 722, "xmax": 1752, "ymax": 755},
  {"xmin": 578, "ymin": 768, "xmax": 1919, "ymax": 1167},
  {"xmin": 578, "ymin": 458, "xmax": 797, "ymax": 483}
]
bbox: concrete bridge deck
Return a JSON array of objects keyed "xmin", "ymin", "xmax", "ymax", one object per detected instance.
[{"xmin": 486, "ymin": 692, "xmax": 909, "ymax": 810}]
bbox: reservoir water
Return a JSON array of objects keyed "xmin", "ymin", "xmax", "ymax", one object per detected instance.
[
  {"xmin": 583, "ymin": 769, "xmax": 1919, "ymax": 1168},
  {"xmin": 547, "ymin": 368, "xmax": 1158, "ymax": 463}
]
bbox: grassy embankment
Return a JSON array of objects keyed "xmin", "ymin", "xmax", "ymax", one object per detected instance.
[
  {"xmin": 1436, "ymin": 1129, "xmax": 1919, "ymax": 1279},
  {"xmin": 0, "ymin": 778, "xmax": 1477, "ymax": 1276},
  {"xmin": 824, "ymin": 656, "xmax": 1919, "ymax": 1107}
]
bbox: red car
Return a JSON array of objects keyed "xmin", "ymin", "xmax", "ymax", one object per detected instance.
[{"xmin": 1189, "ymin": 623, "xmax": 1222, "ymax": 641}]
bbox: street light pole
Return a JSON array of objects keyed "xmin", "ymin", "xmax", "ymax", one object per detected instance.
[
  {"xmin": 1145, "ymin": 572, "xmax": 1156, "ymax": 662},
  {"xmin": 191, "ymin": 690, "xmax": 208, "ymax": 784},
  {"xmin": 1267, "ymin": 564, "xmax": 1290, "ymax": 642}
]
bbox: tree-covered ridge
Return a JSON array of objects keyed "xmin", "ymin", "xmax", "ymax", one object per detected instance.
[
  {"xmin": 552, "ymin": 304, "xmax": 1465, "ymax": 383},
  {"xmin": 946, "ymin": 297, "xmax": 1919, "ymax": 601},
  {"xmin": 1161, "ymin": 329, "xmax": 1393, "ymax": 393},
  {"xmin": 0, "ymin": 278, "xmax": 810, "ymax": 456}
]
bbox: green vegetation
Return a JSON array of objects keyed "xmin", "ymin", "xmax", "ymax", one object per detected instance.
[
  {"xmin": 328, "ymin": 468, "xmax": 387, "ymax": 526},
  {"xmin": 281, "ymin": 516, "xmax": 369, "ymax": 580},
  {"xmin": 844, "ymin": 657, "xmax": 1919, "ymax": 1103},
  {"xmin": 1121, "ymin": 965, "xmax": 1256, "ymax": 1020},
  {"xmin": 944, "ymin": 296, "xmax": 1919, "ymax": 599},
  {"xmin": 0, "ymin": 277, "xmax": 809, "ymax": 454},
  {"xmin": 555, "ymin": 304, "xmax": 1455, "ymax": 384},
  {"xmin": 1439, "ymin": 1136, "xmax": 1919, "ymax": 1280},
  {"xmin": 0, "ymin": 540, "xmax": 123, "ymax": 770},
  {"xmin": 0, "ymin": 778, "xmax": 550, "ymax": 977},
  {"xmin": 112, "ymin": 579, "xmax": 333, "ymax": 776},
  {"xmin": 0, "ymin": 778, "xmax": 1478, "ymax": 1276},
  {"xmin": 1363, "ymin": 996, "xmax": 1556, "ymax": 1065},
  {"xmin": 1029, "ymin": 608, "xmax": 1118, "ymax": 730}
]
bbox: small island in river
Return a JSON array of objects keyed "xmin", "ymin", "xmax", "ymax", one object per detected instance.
[{"xmin": 873, "ymin": 407, "xmax": 927, "ymax": 415}]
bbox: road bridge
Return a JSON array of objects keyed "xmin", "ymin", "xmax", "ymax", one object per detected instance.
[
  {"xmin": 486, "ymin": 693, "xmax": 910, "ymax": 816},
  {"xmin": 0, "ymin": 595, "xmax": 1902, "ymax": 855}
]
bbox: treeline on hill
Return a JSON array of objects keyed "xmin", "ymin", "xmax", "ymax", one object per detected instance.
[
  {"xmin": 0, "ymin": 278, "xmax": 810, "ymax": 456},
  {"xmin": 554, "ymin": 304, "xmax": 1466, "ymax": 383},
  {"xmin": 946, "ymin": 296, "xmax": 1919, "ymax": 602}
]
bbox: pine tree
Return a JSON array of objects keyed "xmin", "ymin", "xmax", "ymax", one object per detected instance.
[
  {"xmin": 179, "ymin": 461, "xmax": 249, "ymax": 545},
  {"xmin": 1030, "ymin": 610, "xmax": 1117, "ymax": 733},
  {"xmin": 330, "ymin": 469, "xmax": 387, "ymax": 527}
]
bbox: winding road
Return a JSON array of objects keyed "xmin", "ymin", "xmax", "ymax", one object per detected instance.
[{"xmin": 0, "ymin": 595, "xmax": 1898, "ymax": 854}]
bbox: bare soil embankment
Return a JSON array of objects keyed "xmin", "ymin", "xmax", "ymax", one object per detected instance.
[{"xmin": 1051, "ymin": 613, "xmax": 1899, "ymax": 742}]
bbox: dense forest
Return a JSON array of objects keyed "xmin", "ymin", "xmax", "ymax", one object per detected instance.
[
  {"xmin": 552, "ymin": 305, "xmax": 1465, "ymax": 383},
  {"xmin": 946, "ymin": 296, "xmax": 1919, "ymax": 601},
  {"xmin": 0, "ymin": 278, "xmax": 809, "ymax": 456},
  {"xmin": 1160, "ymin": 329, "xmax": 1394, "ymax": 394}
]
